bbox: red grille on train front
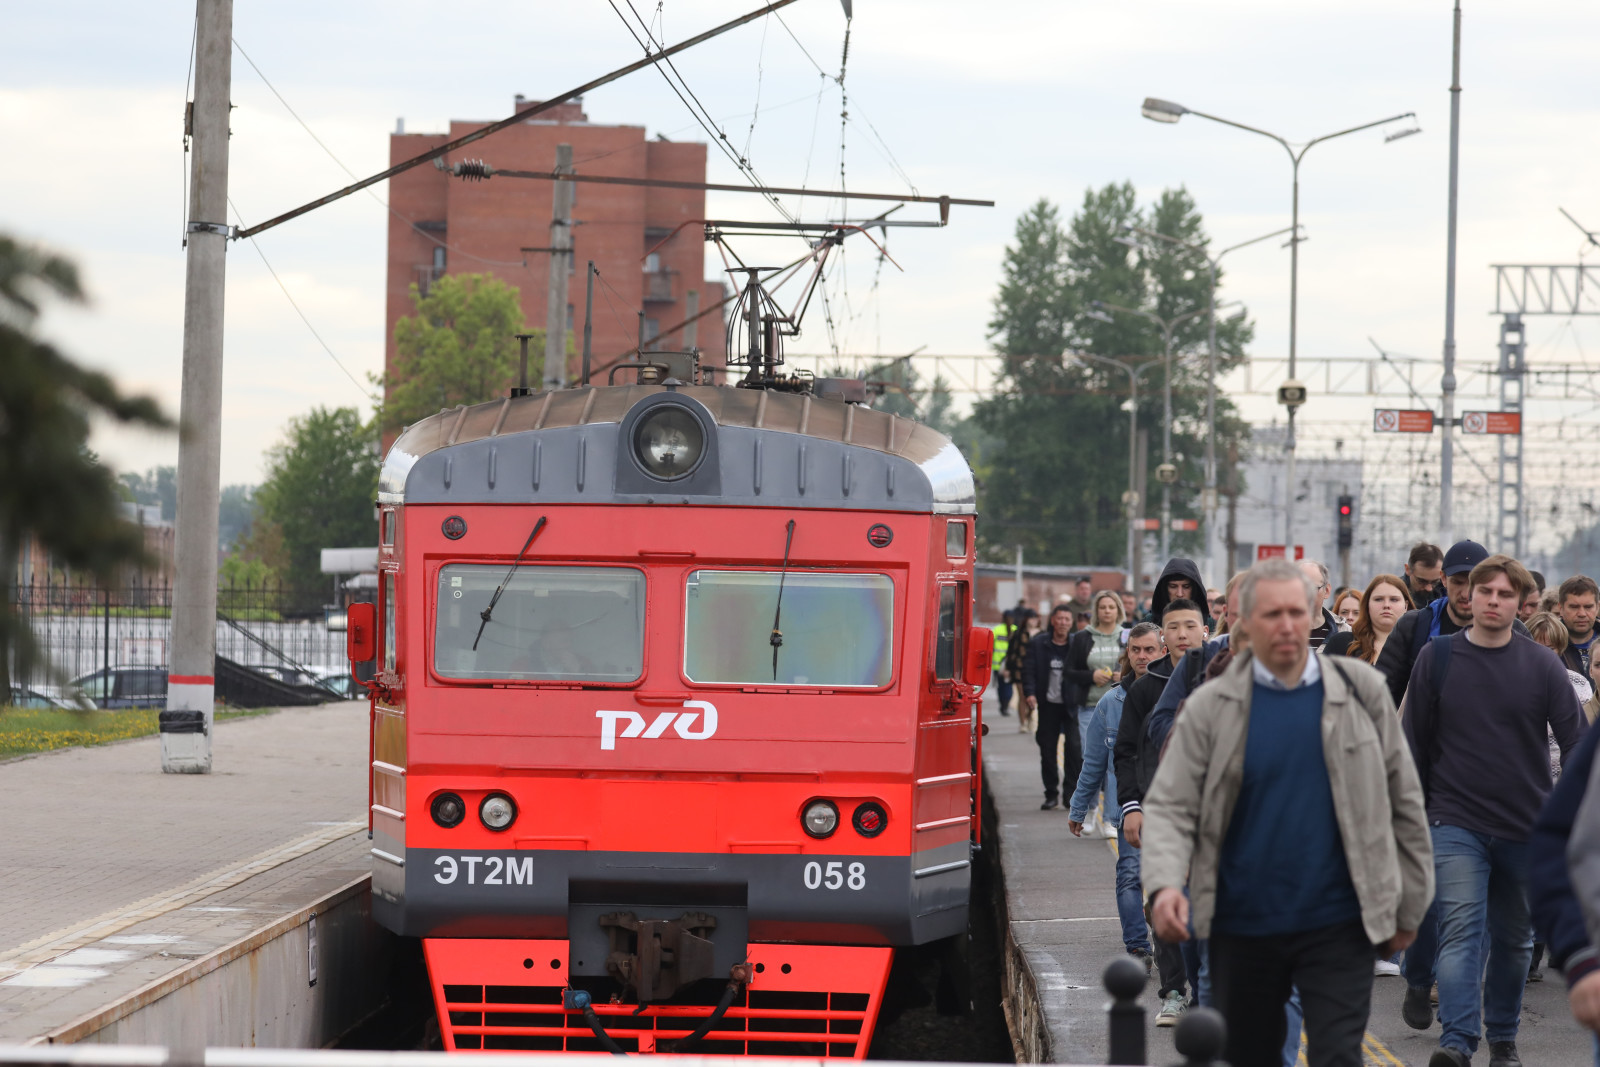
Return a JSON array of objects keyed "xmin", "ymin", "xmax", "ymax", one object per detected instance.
[{"xmin": 425, "ymin": 939, "xmax": 892, "ymax": 1057}]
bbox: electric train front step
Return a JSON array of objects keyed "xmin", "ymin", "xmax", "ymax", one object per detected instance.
[{"xmin": 425, "ymin": 938, "xmax": 892, "ymax": 1056}]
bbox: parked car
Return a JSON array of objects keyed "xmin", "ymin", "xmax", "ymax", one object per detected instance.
[
  {"xmin": 70, "ymin": 667, "xmax": 168, "ymax": 709},
  {"xmin": 8, "ymin": 685, "xmax": 94, "ymax": 710},
  {"xmin": 311, "ymin": 669, "xmax": 359, "ymax": 700}
]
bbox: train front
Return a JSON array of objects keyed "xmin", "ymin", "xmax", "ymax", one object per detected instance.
[{"xmin": 349, "ymin": 382, "xmax": 990, "ymax": 1055}]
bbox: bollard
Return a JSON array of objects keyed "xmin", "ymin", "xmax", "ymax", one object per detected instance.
[
  {"xmin": 1171, "ymin": 1005, "xmax": 1227, "ymax": 1067},
  {"xmin": 1103, "ymin": 955, "xmax": 1148, "ymax": 1066}
]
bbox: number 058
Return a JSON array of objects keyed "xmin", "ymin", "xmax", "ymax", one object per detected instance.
[{"xmin": 803, "ymin": 861, "xmax": 865, "ymax": 890}]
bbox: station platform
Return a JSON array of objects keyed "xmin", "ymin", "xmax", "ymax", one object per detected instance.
[
  {"xmin": 0, "ymin": 702, "xmax": 386, "ymax": 1046},
  {"xmin": 979, "ymin": 692, "xmax": 1591, "ymax": 1066}
]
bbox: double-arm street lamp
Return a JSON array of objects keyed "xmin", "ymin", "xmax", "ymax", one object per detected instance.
[
  {"xmin": 1075, "ymin": 352, "xmax": 1163, "ymax": 588},
  {"xmin": 1115, "ymin": 224, "xmax": 1297, "ymax": 584},
  {"xmin": 1141, "ymin": 97, "xmax": 1418, "ymax": 559},
  {"xmin": 1088, "ymin": 301, "xmax": 1211, "ymax": 562}
]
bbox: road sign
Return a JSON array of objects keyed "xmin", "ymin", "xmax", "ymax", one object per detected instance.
[
  {"xmin": 1133, "ymin": 518, "xmax": 1160, "ymax": 531},
  {"xmin": 1373, "ymin": 409, "xmax": 1435, "ymax": 433},
  {"xmin": 1256, "ymin": 544, "xmax": 1306, "ymax": 561},
  {"xmin": 1461, "ymin": 410, "xmax": 1522, "ymax": 435},
  {"xmin": 1169, "ymin": 518, "xmax": 1199, "ymax": 531}
]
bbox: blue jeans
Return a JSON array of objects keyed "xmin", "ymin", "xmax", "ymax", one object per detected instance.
[
  {"xmin": 1282, "ymin": 986, "xmax": 1303, "ymax": 1066},
  {"xmin": 1181, "ymin": 937, "xmax": 1211, "ymax": 1007},
  {"xmin": 996, "ymin": 676, "xmax": 1014, "ymax": 714},
  {"xmin": 1431, "ymin": 824, "xmax": 1534, "ymax": 1055},
  {"xmin": 1077, "ymin": 706, "xmax": 1095, "ymax": 750},
  {"xmin": 1403, "ymin": 900, "xmax": 1439, "ymax": 989},
  {"xmin": 1115, "ymin": 825, "xmax": 1152, "ymax": 955}
]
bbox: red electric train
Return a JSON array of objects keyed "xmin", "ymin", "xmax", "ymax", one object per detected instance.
[{"xmin": 346, "ymin": 346, "xmax": 991, "ymax": 1056}]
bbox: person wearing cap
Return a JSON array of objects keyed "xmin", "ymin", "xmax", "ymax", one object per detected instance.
[{"xmin": 1374, "ymin": 539, "xmax": 1531, "ymax": 712}]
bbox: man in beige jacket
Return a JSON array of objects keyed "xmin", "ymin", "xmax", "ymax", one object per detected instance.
[{"xmin": 1142, "ymin": 559, "xmax": 1434, "ymax": 1067}]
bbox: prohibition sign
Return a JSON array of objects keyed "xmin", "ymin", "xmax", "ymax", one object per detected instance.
[
  {"xmin": 1375, "ymin": 410, "xmax": 1398, "ymax": 432},
  {"xmin": 1463, "ymin": 411, "xmax": 1486, "ymax": 434}
]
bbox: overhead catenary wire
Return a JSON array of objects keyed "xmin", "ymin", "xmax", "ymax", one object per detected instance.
[
  {"xmin": 231, "ymin": 37, "xmax": 527, "ymax": 270},
  {"xmin": 226, "ymin": 196, "xmax": 374, "ymax": 401}
]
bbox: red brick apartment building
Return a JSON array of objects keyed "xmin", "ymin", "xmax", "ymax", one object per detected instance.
[{"xmin": 385, "ymin": 96, "xmax": 727, "ymax": 399}]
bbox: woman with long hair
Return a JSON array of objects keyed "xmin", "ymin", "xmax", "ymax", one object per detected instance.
[
  {"xmin": 1065, "ymin": 589, "xmax": 1126, "ymax": 834},
  {"xmin": 1334, "ymin": 589, "xmax": 1363, "ymax": 630},
  {"xmin": 1324, "ymin": 574, "xmax": 1415, "ymax": 664}
]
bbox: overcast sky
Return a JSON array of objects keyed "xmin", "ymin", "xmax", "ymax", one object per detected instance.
[{"xmin": 5, "ymin": 0, "xmax": 1599, "ymax": 509}]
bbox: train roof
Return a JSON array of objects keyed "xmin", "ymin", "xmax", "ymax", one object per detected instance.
[{"xmin": 379, "ymin": 384, "xmax": 976, "ymax": 515}]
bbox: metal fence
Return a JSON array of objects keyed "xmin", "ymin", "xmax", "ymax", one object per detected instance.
[{"xmin": 11, "ymin": 577, "xmax": 346, "ymax": 692}]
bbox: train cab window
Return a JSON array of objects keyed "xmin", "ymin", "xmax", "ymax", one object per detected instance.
[
  {"xmin": 383, "ymin": 572, "xmax": 397, "ymax": 674},
  {"xmin": 683, "ymin": 570, "xmax": 893, "ymax": 687},
  {"xmin": 433, "ymin": 564, "xmax": 645, "ymax": 683},
  {"xmin": 945, "ymin": 521, "xmax": 968, "ymax": 558},
  {"xmin": 933, "ymin": 583, "xmax": 967, "ymax": 681},
  {"xmin": 381, "ymin": 510, "xmax": 395, "ymax": 546}
]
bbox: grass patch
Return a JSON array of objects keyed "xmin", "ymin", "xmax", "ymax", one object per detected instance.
[{"xmin": 0, "ymin": 705, "xmax": 277, "ymax": 760}]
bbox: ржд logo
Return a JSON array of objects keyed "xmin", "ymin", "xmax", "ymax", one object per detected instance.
[{"xmin": 596, "ymin": 700, "xmax": 718, "ymax": 750}]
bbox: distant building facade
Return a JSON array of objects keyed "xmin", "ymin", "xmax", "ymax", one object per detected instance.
[
  {"xmin": 384, "ymin": 96, "xmax": 728, "ymax": 410},
  {"xmin": 1228, "ymin": 425, "xmax": 1363, "ymax": 576}
]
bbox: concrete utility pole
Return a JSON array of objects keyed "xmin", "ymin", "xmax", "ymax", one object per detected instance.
[
  {"xmin": 544, "ymin": 144, "xmax": 574, "ymax": 389},
  {"xmin": 164, "ymin": 0, "xmax": 232, "ymax": 774},
  {"xmin": 1439, "ymin": 0, "xmax": 1464, "ymax": 545}
]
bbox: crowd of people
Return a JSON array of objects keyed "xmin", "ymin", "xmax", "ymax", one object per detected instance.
[{"xmin": 989, "ymin": 540, "xmax": 1600, "ymax": 1067}]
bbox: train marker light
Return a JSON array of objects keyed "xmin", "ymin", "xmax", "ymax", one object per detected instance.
[
  {"xmin": 853, "ymin": 802, "xmax": 888, "ymax": 838},
  {"xmin": 431, "ymin": 792, "xmax": 466, "ymax": 829},
  {"xmin": 802, "ymin": 799, "xmax": 840, "ymax": 838},
  {"xmin": 634, "ymin": 405, "xmax": 705, "ymax": 479},
  {"xmin": 480, "ymin": 793, "xmax": 517, "ymax": 831}
]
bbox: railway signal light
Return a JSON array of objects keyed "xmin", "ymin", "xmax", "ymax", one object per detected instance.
[{"xmin": 1337, "ymin": 495, "xmax": 1354, "ymax": 550}]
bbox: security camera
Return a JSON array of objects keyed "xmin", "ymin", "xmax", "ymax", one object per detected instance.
[
  {"xmin": 1277, "ymin": 379, "xmax": 1308, "ymax": 408},
  {"xmin": 1155, "ymin": 463, "xmax": 1179, "ymax": 484}
]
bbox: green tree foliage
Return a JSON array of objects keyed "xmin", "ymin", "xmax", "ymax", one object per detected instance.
[
  {"xmin": 118, "ymin": 465, "xmax": 177, "ymax": 521},
  {"xmin": 827, "ymin": 356, "xmax": 956, "ymax": 434},
  {"xmin": 381, "ymin": 273, "xmax": 531, "ymax": 432},
  {"xmin": 0, "ymin": 235, "xmax": 171, "ymax": 695},
  {"xmin": 217, "ymin": 483, "xmax": 256, "ymax": 552},
  {"xmin": 246, "ymin": 407, "xmax": 379, "ymax": 604},
  {"xmin": 976, "ymin": 186, "xmax": 1253, "ymax": 565}
]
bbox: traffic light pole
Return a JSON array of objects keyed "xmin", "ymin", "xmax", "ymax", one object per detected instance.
[{"xmin": 1337, "ymin": 492, "xmax": 1354, "ymax": 592}]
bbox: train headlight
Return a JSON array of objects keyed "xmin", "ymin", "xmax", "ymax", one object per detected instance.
[
  {"xmin": 431, "ymin": 792, "xmax": 466, "ymax": 829},
  {"xmin": 480, "ymin": 793, "xmax": 517, "ymax": 832},
  {"xmin": 634, "ymin": 406, "xmax": 705, "ymax": 479},
  {"xmin": 802, "ymin": 799, "xmax": 839, "ymax": 839}
]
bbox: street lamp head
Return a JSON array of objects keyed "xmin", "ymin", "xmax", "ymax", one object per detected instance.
[
  {"xmin": 1113, "ymin": 235, "xmax": 1141, "ymax": 249},
  {"xmin": 1085, "ymin": 309, "xmax": 1115, "ymax": 324},
  {"xmin": 1384, "ymin": 125, "xmax": 1422, "ymax": 143},
  {"xmin": 1141, "ymin": 97, "xmax": 1188, "ymax": 123}
]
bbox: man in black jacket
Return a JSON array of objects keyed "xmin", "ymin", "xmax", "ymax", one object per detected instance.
[
  {"xmin": 1115, "ymin": 595, "xmax": 1209, "ymax": 1025},
  {"xmin": 1022, "ymin": 604, "xmax": 1081, "ymax": 810}
]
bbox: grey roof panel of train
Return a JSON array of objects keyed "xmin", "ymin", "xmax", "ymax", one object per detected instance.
[{"xmin": 379, "ymin": 384, "xmax": 976, "ymax": 515}]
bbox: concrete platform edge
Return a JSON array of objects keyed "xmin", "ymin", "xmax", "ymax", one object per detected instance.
[
  {"xmin": 38, "ymin": 876, "xmax": 384, "ymax": 1048},
  {"xmin": 984, "ymin": 771, "xmax": 1052, "ymax": 1064}
]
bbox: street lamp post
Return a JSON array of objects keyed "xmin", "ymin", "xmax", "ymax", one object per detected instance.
[
  {"xmin": 1076, "ymin": 352, "xmax": 1162, "ymax": 587},
  {"xmin": 1091, "ymin": 301, "xmax": 1209, "ymax": 560},
  {"xmin": 1117, "ymin": 223, "xmax": 1296, "ymax": 584},
  {"xmin": 1141, "ymin": 97, "xmax": 1418, "ymax": 559}
]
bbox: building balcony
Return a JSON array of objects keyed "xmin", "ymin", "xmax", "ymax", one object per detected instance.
[{"xmin": 643, "ymin": 269, "xmax": 675, "ymax": 303}]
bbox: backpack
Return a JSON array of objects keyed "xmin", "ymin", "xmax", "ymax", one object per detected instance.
[{"xmin": 1407, "ymin": 634, "xmax": 1455, "ymax": 802}]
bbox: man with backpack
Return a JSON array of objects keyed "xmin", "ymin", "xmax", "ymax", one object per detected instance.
[
  {"xmin": 1376, "ymin": 539, "xmax": 1531, "ymax": 711},
  {"xmin": 1402, "ymin": 554, "xmax": 1584, "ymax": 1067},
  {"xmin": 1142, "ymin": 559, "xmax": 1433, "ymax": 1067},
  {"xmin": 1114, "ymin": 591, "xmax": 1209, "ymax": 1026}
]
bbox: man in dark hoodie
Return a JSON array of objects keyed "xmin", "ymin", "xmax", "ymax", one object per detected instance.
[{"xmin": 1115, "ymin": 588, "xmax": 1209, "ymax": 1026}]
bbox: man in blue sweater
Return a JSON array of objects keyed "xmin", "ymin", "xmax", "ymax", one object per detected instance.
[
  {"xmin": 1402, "ymin": 554, "xmax": 1583, "ymax": 1067},
  {"xmin": 1141, "ymin": 559, "xmax": 1433, "ymax": 1067}
]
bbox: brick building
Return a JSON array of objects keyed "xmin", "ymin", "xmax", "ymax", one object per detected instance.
[{"xmin": 385, "ymin": 96, "xmax": 728, "ymax": 404}]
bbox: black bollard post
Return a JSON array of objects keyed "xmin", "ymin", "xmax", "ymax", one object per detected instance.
[
  {"xmin": 1170, "ymin": 1005, "xmax": 1227, "ymax": 1067},
  {"xmin": 1103, "ymin": 955, "xmax": 1148, "ymax": 1066}
]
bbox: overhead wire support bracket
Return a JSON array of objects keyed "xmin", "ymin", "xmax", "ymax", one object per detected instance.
[
  {"xmin": 446, "ymin": 160, "xmax": 992, "ymax": 213},
  {"xmin": 232, "ymin": 0, "xmax": 806, "ymax": 241}
]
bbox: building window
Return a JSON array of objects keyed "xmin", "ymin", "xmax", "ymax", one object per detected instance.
[
  {"xmin": 431, "ymin": 246, "xmax": 446, "ymax": 273},
  {"xmin": 566, "ymin": 304, "xmax": 575, "ymax": 331},
  {"xmin": 643, "ymin": 318, "xmax": 660, "ymax": 344},
  {"xmin": 644, "ymin": 252, "xmax": 662, "ymax": 273}
]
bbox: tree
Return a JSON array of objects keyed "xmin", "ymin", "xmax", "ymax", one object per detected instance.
[
  {"xmin": 975, "ymin": 186, "xmax": 1253, "ymax": 567},
  {"xmin": 827, "ymin": 356, "xmax": 956, "ymax": 434},
  {"xmin": 381, "ymin": 273, "xmax": 531, "ymax": 432},
  {"xmin": 0, "ymin": 235, "xmax": 171, "ymax": 696},
  {"xmin": 119, "ymin": 465, "xmax": 177, "ymax": 521},
  {"xmin": 247, "ymin": 407, "xmax": 379, "ymax": 605}
]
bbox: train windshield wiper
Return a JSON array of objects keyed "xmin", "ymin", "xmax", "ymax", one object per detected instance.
[
  {"xmin": 472, "ymin": 516, "xmax": 548, "ymax": 651},
  {"xmin": 769, "ymin": 519, "xmax": 796, "ymax": 680}
]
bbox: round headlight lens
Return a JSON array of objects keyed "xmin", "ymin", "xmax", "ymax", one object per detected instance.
[
  {"xmin": 634, "ymin": 406, "xmax": 705, "ymax": 479},
  {"xmin": 431, "ymin": 792, "xmax": 466, "ymax": 829},
  {"xmin": 852, "ymin": 801, "xmax": 888, "ymax": 838},
  {"xmin": 480, "ymin": 793, "xmax": 517, "ymax": 831},
  {"xmin": 802, "ymin": 799, "xmax": 839, "ymax": 839}
]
